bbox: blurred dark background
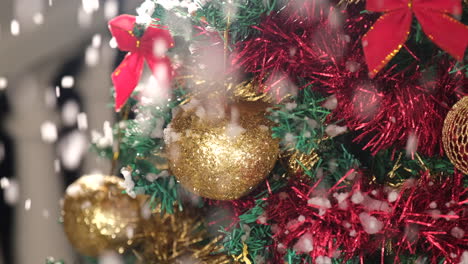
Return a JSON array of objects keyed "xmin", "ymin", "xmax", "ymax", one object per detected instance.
[{"xmin": 0, "ymin": 0, "xmax": 137, "ymax": 263}]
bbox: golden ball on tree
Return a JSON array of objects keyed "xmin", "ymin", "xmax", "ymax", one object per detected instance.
[
  {"xmin": 165, "ymin": 100, "xmax": 279, "ymax": 200},
  {"xmin": 62, "ymin": 174, "xmax": 142, "ymax": 257},
  {"xmin": 442, "ymin": 96, "xmax": 468, "ymax": 175}
]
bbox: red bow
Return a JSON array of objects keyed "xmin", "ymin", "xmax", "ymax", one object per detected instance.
[
  {"xmin": 109, "ymin": 15, "xmax": 174, "ymax": 111},
  {"xmin": 362, "ymin": 0, "xmax": 468, "ymax": 78}
]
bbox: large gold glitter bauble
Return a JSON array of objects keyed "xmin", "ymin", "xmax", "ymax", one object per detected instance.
[
  {"xmin": 139, "ymin": 205, "xmax": 229, "ymax": 264},
  {"xmin": 165, "ymin": 100, "xmax": 279, "ymax": 200},
  {"xmin": 442, "ymin": 96, "xmax": 468, "ymax": 175},
  {"xmin": 62, "ymin": 174, "xmax": 142, "ymax": 256}
]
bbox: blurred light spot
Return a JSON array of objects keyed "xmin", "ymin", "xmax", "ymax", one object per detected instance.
[
  {"xmin": 44, "ymin": 88, "xmax": 57, "ymax": 108},
  {"xmin": 0, "ymin": 177, "xmax": 9, "ymax": 189},
  {"xmin": 61, "ymin": 76, "xmax": 74, "ymax": 88},
  {"xmin": 82, "ymin": 0, "xmax": 100, "ymax": 14},
  {"xmin": 78, "ymin": 7, "xmax": 92, "ymax": 28},
  {"xmin": 58, "ymin": 131, "xmax": 87, "ymax": 170},
  {"xmin": 33, "ymin": 13, "xmax": 44, "ymax": 25},
  {"xmin": 40, "ymin": 121, "xmax": 58, "ymax": 143},
  {"xmin": 49, "ymin": 0, "xmax": 53, "ymax": 6},
  {"xmin": 62, "ymin": 100, "xmax": 80, "ymax": 126},
  {"xmin": 104, "ymin": 0, "xmax": 119, "ymax": 19},
  {"xmin": 2, "ymin": 178, "xmax": 19, "ymax": 205},
  {"xmin": 0, "ymin": 77, "xmax": 7, "ymax": 90},
  {"xmin": 11, "ymin": 20, "xmax": 20, "ymax": 36},
  {"xmin": 25, "ymin": 198, "xmax": 32, "ymax": 210},
  {"xmin": 92, "ymin": 34, "xmax": 102, "ymax": 47},
  {"xmin": 85, "ymin": 46, "xmax": 99, "ymax": 66},
  {"xmin": 55, "ymin": 86, "xmax": 61, "ymax": 97},
  {"xmin": 109, "ymin": 37, "xmax": 118, "ymax": 48},
  {"xmin": 77, "ymin": 113, "xmax": 88, "ymax": 130}
]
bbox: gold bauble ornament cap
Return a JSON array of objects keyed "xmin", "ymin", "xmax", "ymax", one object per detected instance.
[
  {"xmin": 165, "ymin": 100, "xmax": 279, "ymax": 200},
  {"xmin": 62, "ymin": 174, "xmax": 142, "ymax": 257},
  {"xmin": 442, "ymin": 96, "xmax": 468, "ymax": 175}
]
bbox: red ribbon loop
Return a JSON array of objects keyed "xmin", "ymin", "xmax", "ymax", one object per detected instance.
[
  {"xmin": 109, "ymin": 15, "xmax": 174, "ymax": 111},
  {"xmin": 363, "ymin": 0, "xmax": 468, "ymax": 78}
]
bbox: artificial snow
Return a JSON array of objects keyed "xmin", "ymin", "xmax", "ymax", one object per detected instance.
[
  {"xmin": 308, "ymin": 196, "xmax": 331, "ymax": 215},
  {"xmin": 82, "ymin": 0, "xmax": 100, "ymax": 14},
  {"xmin": 387, "ymin": 191, "xmax": 399, "ymax": 203},
  {"xmin": 0, "ymin": 77, "xmax": 8, "ymax": 90},
  {"xmin": 351, "ymin": 191, "xmax": 364, "ymax": 204},
  {"xmin": 359, "ymin": 212, "xmax": 383, "ymax": 234},
  {"xmin": 140, "ymin": 202, "xmax": 152, "ymax": 220},
  {"xmin": 298, "ymin": 215, "xmax": 306, "ymax": 222},
  {"xmin": 363, "ymin": 196, "xmax": 391, "ymax": 213},
  {"xmin": 104, "ymin": 0, "xmax": 119, "ymax": 19},
  {"xmin": 322, "ymin": 95, "xmax": 337, "ymax": 110},
  {"xmin": 285, "ymin": 102, "xmax": 297, "ymax": 110},
  {"xmin": 293, "ymin": 233, "xmax": 314, "ymax": 253},
  {"xmin": 121, "ymin": 168, "xmax": 136, "ymax": 198},
  {"xmin": 225, "ymin": 123, "xmax": 246, "ymax": 138},
  {"xmin": 257, "ymin": 212, "xmax": 268, "ymax": 224},
  {"xmin": 308, "ymin": 197, "xmax": 332, "ymax": 209},
  {"xmin": 346, "ymin": 61, "xmax": 361, "ymax": 73},
  {"xmin": 429, "ymin": 202, "xmax": 437, "ymax": 209},
  {"xmin": 11, "ymin": 20, "xmax": 20, "ymax": 36},
  {"xmin": 77, "ymin": 113, "xmax": 88, "ymax": 130},
  {"xmin": 58, "ymin": 131, "xmax": 87, "ymax": 170},
  {"xmin": 451, "ymin": 226, "xmax": 465, "ymax": 239},
  {"xmin": 29, "ymin": 11, "xmax": 43, "ymax": 25},
  {"xmin": 40, "ymin": 121, "xmax": 58, "ymax": 143},
  {"xmin": 145, "ymin": 171, "xmax": 169, "ymax": 182},
  {"xmin": 305, "ymin": 117, "xmax": 319, "ymax": 129},
  {"xmin": 1, "ymin": 178, "xmax": 19, "ymax": 205},
  {"xmin": 91, "ymin": 121, "xmax": 113, "ymax": 148},
  {"xmin": 98, "ymin": 251, "xmax": 123, "ymax": 264},
  {"xmin": 61, "ymin": 76, "xmax": 75, "ymax": 88},
  {"xmin": 241, "ymin": 224, "xmax": 251, "ymax": 242},
  {"xmin": 325, "ymin": 124, "xmax": 347, "ymax": 138},
  {"xmin": 284, "ymin": 133, "xmax": 295, "ymax": 144},
  {"xmin": 316, "ymin": 256, "xmax": 332, "ymax": 264},
  {"xmin": 459, "ymin": 251, "xmax": 468, "ymax": 264},
  {"xmin": 405, "ymin": 132, "xmax": 419, "ymax": 157},
  {"xmin": 25, "ymin": 198, "xmax": 32, "ymax": 211},
  {"xmin": 62, "ymin": 100, "xmax": 80, "ymax": 126}
]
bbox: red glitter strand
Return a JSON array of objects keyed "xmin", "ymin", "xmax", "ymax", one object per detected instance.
[
  {"xmin": 265, "ymin": 171, "xmax": 468, "ymax": 263},
  {"xmin": 232, "ymin": 0, "xmax": 347, "ymax": 99}
]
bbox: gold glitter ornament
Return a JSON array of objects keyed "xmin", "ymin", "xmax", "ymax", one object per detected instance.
[
  {"xmin": 139, "ymin": 205, "xmax": 229, "ymax": 264},
  {"xmin": 165, "ymin": 100, "xmax": 279, "ymax": 200},
  {"xmin": 442, "ymin": 96, "xmax": 468, "ymax": 175},
  {"xmin": 62, "ymin": 174, "xmax": 142, "ymax": 256}
]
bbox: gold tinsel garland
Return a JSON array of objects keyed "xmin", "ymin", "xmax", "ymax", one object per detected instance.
[{"xmin": 139, "ymin": 206, "xmax": 230, "ymax": 264}]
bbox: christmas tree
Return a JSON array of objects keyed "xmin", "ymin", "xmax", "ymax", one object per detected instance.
[{"xmin": 58, "ymin": 0, "xmax": 468, "ymax": 263}]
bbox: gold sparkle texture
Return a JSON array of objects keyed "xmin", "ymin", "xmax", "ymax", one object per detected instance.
[
  {"xmin": 62, "ymin": 175, "xmax": 142, "ymax": 256},
  {"xmin": 166, "ymin": 100, "xmax": 279, "ymax": 200},
  {"xmin": 442, "ymin": 96, "xmax": 468, "ymax": 175},
  {"xmin": 140, "ymin": 205, "xmax": 230, "ymax": 264}
]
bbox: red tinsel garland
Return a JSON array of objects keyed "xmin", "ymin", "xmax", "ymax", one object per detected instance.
[
  {"xmin": 263, "ymin": 171, "xmax": 468, "ymax": 263},
  {"xmin": 233, "ymin": 0, "xmax": 468, "ymax": 156}
]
